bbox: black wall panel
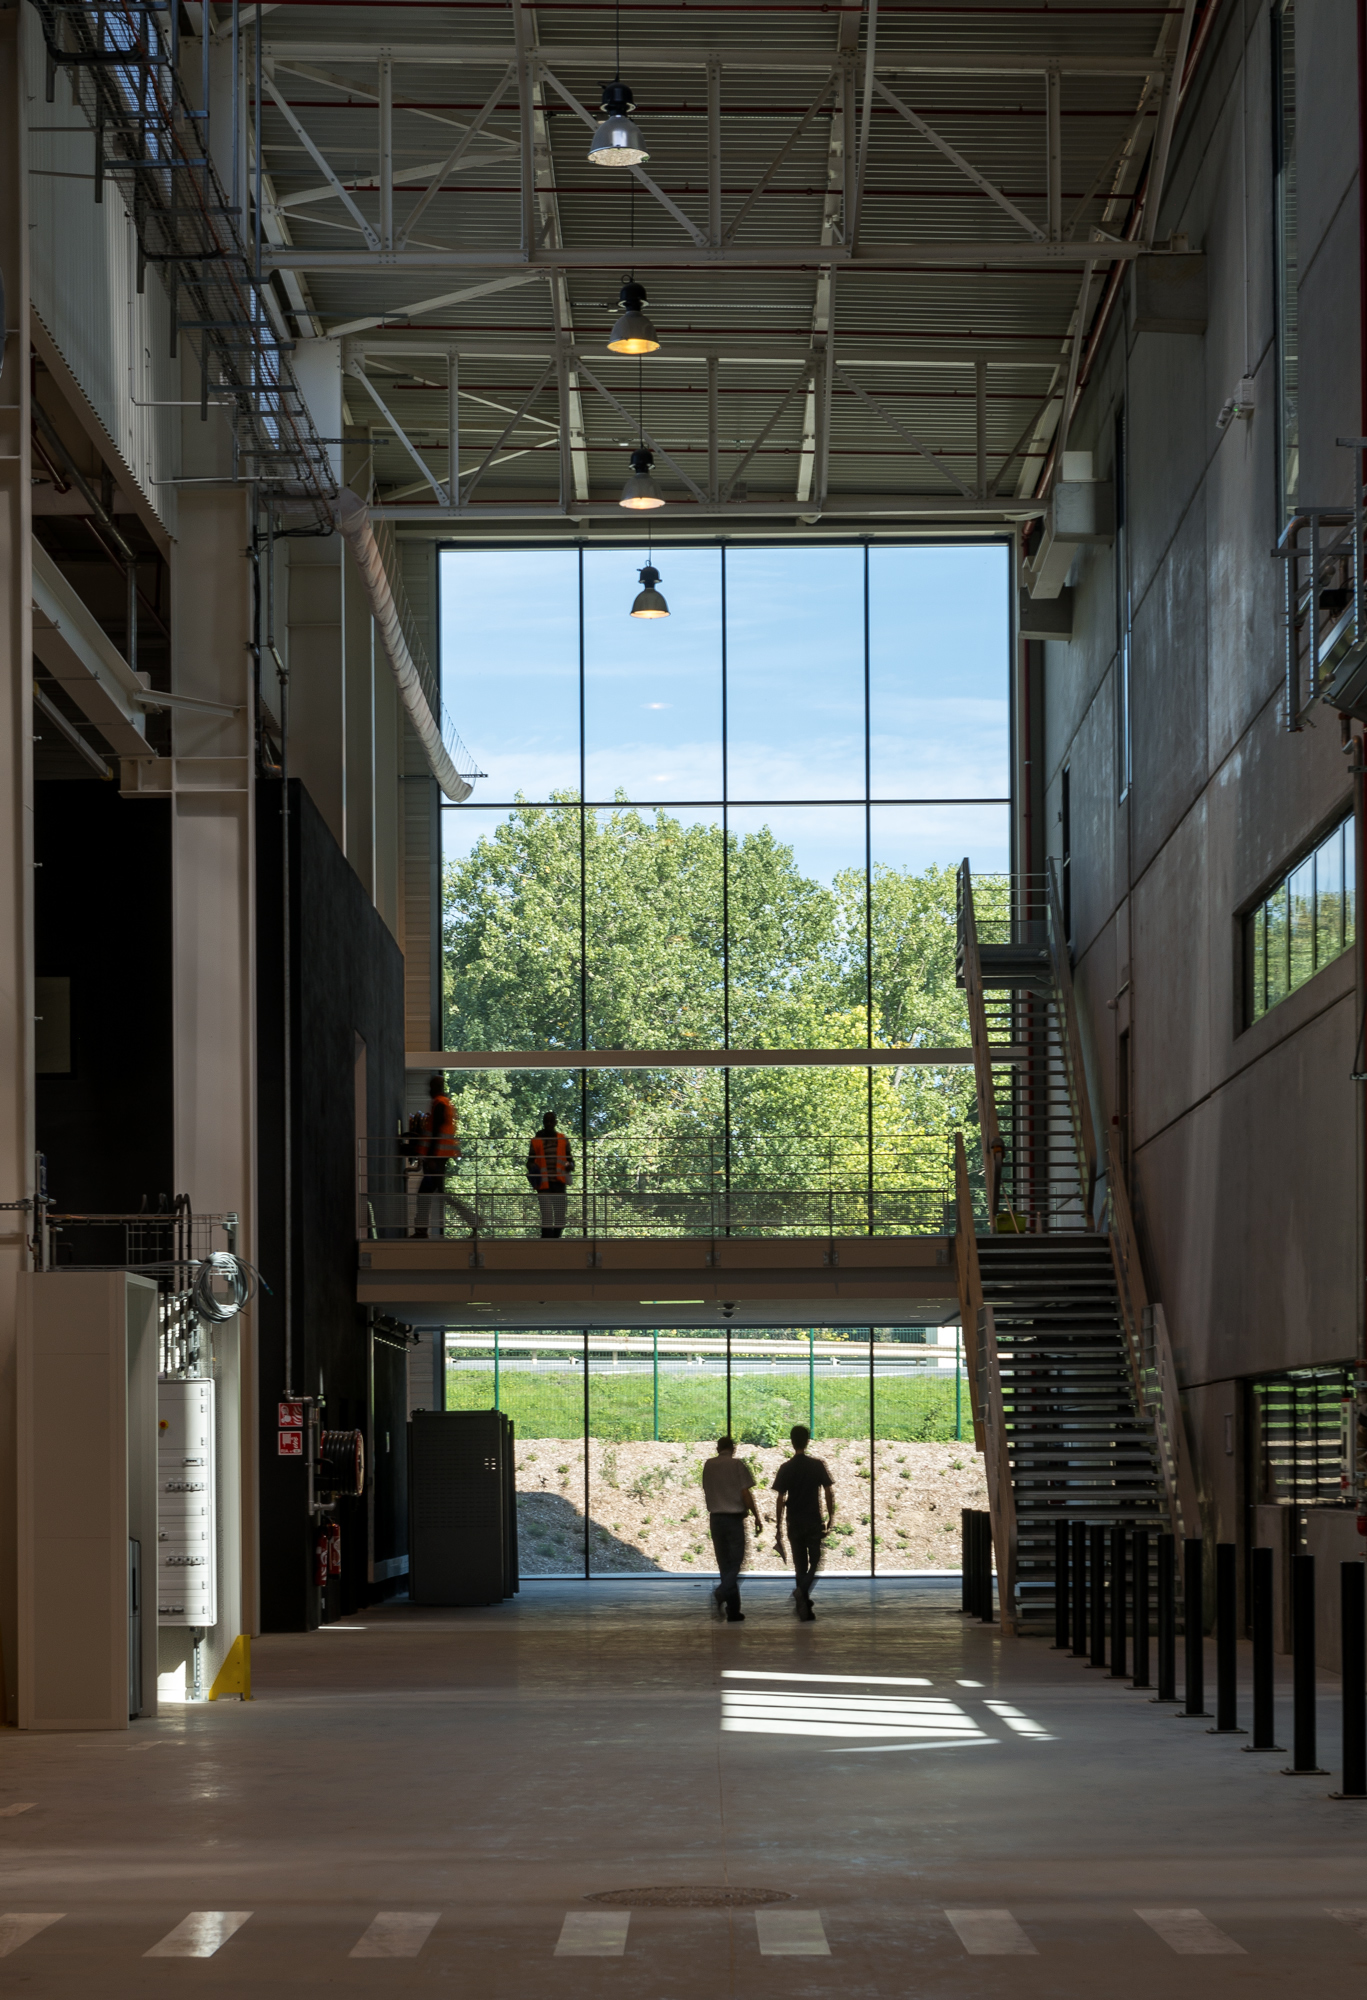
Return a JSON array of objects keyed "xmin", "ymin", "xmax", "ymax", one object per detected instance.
[{"xmin": 256, "ymin": 779, "xmax": 405, "ymax": 1630}]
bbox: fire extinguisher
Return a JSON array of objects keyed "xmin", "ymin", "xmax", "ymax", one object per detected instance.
[
  {"xmin": 327, "ymin": 1522, "xmax": 342, "ymax": 1576},
  {"xmin": 314, "ymin": 1530, "xmax": 329, "ymax": 1589}
]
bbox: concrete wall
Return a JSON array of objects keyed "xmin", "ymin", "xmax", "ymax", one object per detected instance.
[{"xmin": 1042, "ymin": 0, "xmax": 1367, "ymax": 1628}]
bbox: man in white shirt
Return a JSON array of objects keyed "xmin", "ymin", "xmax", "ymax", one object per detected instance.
[{"xmin": 701, "ymin": 1436, "xmax": 763, "ymax": 1623}]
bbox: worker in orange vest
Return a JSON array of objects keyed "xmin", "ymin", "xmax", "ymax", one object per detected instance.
[
  {"xmin": 526, "ymin": 1110, "xmax": 575, "ymax": 1238},
  {"xmin": 414, "ymin": 1072, "xmax": 478, "ymax": 1237}
]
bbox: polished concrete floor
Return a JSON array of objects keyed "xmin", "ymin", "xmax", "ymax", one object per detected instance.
[{"xmin": 1, "ymin": 1577, "xmax": 1364, "ymax": 1996}]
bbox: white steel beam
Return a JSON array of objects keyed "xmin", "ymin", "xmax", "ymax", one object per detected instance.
[
  {"xmin": 707, "ymin": 56, "xmax": 722, "ymax": 247},
  {"xmin": 723, "ymin": 368, "xmax": 813, "ymax": 503},
  {"xmin": 260, "ymin": 71, "xmax": 379, "ymax": 250},
  {"xmin": 397, "ymin": 64, "xmax": 515, "ymax": 247},
  {"xmin": 460, "ymin": 362, "xmax": 558, "ymax": 504},
  {"xmin": 874, "ymin": 77, "xmax": 1044, "ymax": 241},
  {"xmin": 370, "ymin": 494, "xmax": 1047, "ymax": 522},
  {"xmin": 1141, "ymin": 0, "xmax": 1199, "ymax": 246},
  {"xmin": 262, "ymin": 241, "xmax": 1141, "ymax": 273},
  {"xmin": 720, "ymin": 75, "xmax": 836, "ymax": 246},
  {"xmin": 538, "ymin": 66, "xmax": 708, "ymax": 247},
  {"xmin": 328, "ymin": 272, "xmax": 545, "ymax": 341},
  {"xmin": 347, "ymin": 361, "xmax": 451, "ymax": 507},
  {"xmin": 1046, "ymin": 65, "xmax": 1062, "ymax": 242},
  {"xmin": 377, "ymin": 53, "xmax": 393, "ymax": 252},
  {"xmin": 574, "ymin": 363, "xmax": 708, "ymax": 506},
  {"xmin": 261, "ymin": 41, "xmax": 1167, "ymax": 77},
  {"xmin": 834, "ymin": 367, "xmax": 973, "ymax": 499}
]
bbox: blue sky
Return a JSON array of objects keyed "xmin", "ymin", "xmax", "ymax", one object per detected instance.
[{"xmin": 440, "ymin": 543, "xmax": 1010, "ymax": 884}]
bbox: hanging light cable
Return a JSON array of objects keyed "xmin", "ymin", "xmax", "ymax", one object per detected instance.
[
  {"xmin": 620, "ymin": 353, "xmax": 664, "ymax": 509},
  {"xmin": 631, "ymin": 517, "xmax": 669, "ymax": 618}
]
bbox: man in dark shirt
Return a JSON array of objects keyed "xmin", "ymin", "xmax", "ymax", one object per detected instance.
[{"xmin": 772, "ymin": 1425, "xmax": 835, "ymax": 1622}]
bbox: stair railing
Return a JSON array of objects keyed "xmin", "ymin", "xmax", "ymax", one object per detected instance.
[
  {"xmin": 1105, "ymin": 1131, "xmax": 1202, "ymax": 1549},
  {"xmin": 1043, "ymin": 859, "xmax": 1099, "ymax": 1228},
  {"xmin": 954, "ymin": 1132, "xmax": 1018, "ymax": 1630},
  {"xmin": 957, "ymin": 860, "xmax": 1005, "ymax": 1221}
]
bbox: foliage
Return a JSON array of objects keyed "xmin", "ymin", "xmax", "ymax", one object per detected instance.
[{"xmin": 441, "ymin": 798, "xmax": 979, "ymax": 1189}]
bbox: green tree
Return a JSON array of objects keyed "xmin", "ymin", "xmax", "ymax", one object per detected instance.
[{"xmin": 441, "ymin": 798, "xmax": 978, "ymax": 1222}]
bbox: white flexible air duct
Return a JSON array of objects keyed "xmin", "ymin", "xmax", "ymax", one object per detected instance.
[{"xmin": 331, "ymin": 488, "xmax": 473, "ymax": 803}]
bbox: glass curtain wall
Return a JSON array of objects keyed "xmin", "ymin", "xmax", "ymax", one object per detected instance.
[
  {"xmin": 440, "ymin": 542, "xmax": 1011, "ymax": 1224},
  {"xmin": 445, "ymin": 1325, "xmax": 972, "ymax": 1578}
]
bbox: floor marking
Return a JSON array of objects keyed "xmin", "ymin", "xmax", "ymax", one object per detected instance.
[
  {"xmin": 756, "ymin": 1909, "xmax": 829, "ymax": 1956},
  {"xmin": 350, "ymin": 1913, "xmax": 441, "ymax": 1958},
  {"xmin": 1135, "ymin": 1910, "xmax": 1245, "ymax": 1955},
  {"xmin": 0, "ymin": 1805, "xmax": 35, "ymax": 1816},
  {"xmin": 145, "ymin": 1911, "xmax": 253, "ymax": 1958},
  {"xmin": 956, "ymin": 1679, "xmax": 984, "ymax": 1688},
  {"xmin": 945, "ymin": 1910, "xmax": 1036, "ymax": 1956},
  {"xmin": 1327, "ymin": 1908, "xmax": 1367, "ymax": 1939},
  {"xmin": 555, "ymin": 1912, "xmax": 629, "ymax": 1957},
  {"xmin": 722, "ymin": 1671, "xmax": 932, "ymax": 1687},
  {"xmin": 0, "ymin": 1915, "xmax": 63, "ymax": 1957}
]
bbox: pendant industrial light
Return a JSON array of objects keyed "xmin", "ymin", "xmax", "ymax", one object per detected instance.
[
  {"xmin": 607, "ymin": 277, "xmax": 659, "ymax": 355},
  {"xmin": 631, "ymin": 562, "xmax": 670, "ymax": 618},
  {"xmin": 588, "ymin": 79, "xmax": 648, "ymax": 166},
  {"xmin": 619, "ymin": 446, "xmax": 664, "ymax": 510}
]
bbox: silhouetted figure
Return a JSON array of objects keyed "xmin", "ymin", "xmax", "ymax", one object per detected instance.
[
  {"xmin": 526, "ymin": 1110, "xmax": 575, "ymax": 1237},
  {"xmin": 702, "ymin": 1435, "xmax": 763, "ymax": 1622},
  {"xmin": 773, "ymin": 1424, "xmax": 835, "ymax": 1621}
]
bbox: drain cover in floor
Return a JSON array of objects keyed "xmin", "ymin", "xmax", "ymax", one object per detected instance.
[{"xmin": 584, "ymin": 1888, "xmax": 794, "ymax": 1910}]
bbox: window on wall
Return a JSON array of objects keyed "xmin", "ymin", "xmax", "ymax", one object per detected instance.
[
  {"xmin": 1273, "ymin": 0, "xmax": 1299, "ymax": 520},
  {"xmin": 438, "ymin": 542, "xmax": 1012, "ymax": 1221},
  {"xmin": 1244, "ymin": 814, "xmax": 1355, "ymax": 1027}
]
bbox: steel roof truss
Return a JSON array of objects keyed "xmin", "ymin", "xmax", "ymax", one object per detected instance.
[
  {"xmin": 834, "ymin": 367, "xmax": 972, "ymax": 501},
  {"xmin": 721, "ymin": 73, "xmax": 836, "ymax": 248},
  {"xmin": 537, "ymin": 64, "xmax": 708, "ymax": 250},
  {"xmin": 871, "ymin": 77, "xmax": 1043, "ymax": 244},
  {"xmin": 347, "ymin": 358, "xmax": 451, "ymax": 507},
  {"xmin": 398, "ymin": 62, "xmax": 516, "ymax": 250},
  {"xmin": 460, "ymin": 360, "xmax": 557, "ymax": 507},
  {"xmin": 723, "ymin": 366, "xmax": 814, "ymax": 505},
  {"xmin": 261, "ymin": 68, "xmax": 379, "ymax": 251},
  {"xmin": 574, "ymin": 361, "xmax": 708, "ymax": 507}
]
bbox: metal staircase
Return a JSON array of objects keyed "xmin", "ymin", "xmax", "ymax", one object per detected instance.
[{"xmin": 953, "ymin": 863, "xmax": 1200, "ymax": 1634}]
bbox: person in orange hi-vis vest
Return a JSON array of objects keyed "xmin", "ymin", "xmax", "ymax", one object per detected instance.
[
  {"xmin": 413, "ymin": 1072, "xmax": 479, "ymax": 1238},
  {"xmin": 525, "ymin": 1110, "xmax": 576, "ymax": 1238}
]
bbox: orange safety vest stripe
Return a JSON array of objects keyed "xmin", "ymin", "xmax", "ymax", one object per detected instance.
[
  {"xmin": 427, "ymin": 1096, "xmax": 459, "ymax": 1159},
  {"xmin": 529, "ymin": 1132, "xmax": 570, "ymax": 1186}
]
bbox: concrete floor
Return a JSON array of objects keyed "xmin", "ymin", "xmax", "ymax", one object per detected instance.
[{"xmin": 1, "ymin": 1578, "xmax": 1364, "ymax": 1995}]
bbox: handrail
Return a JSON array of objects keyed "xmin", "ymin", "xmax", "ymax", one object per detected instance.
[
  {"xmin": 955, "ymin": 1134, "xmax": 1017, "ymax": 1629},
  {"xmin": 957, "ymin": 860, "xmax": 1004, "ymax": 1220},
  {"xmin": 1105, "ymin": 1131, "xmax": 1201, "ymax": 1549},
  {"xmin": 953, "ymin": 1131, "xmax": 986, "ymax": 1455},
  {"xmin": 1044, "ymin": 858, "xmax": 1099, "ymax": 1226}
]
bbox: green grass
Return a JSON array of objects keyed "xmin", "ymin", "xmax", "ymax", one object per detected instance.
[{"xmin": 446, "ymin": 1367, "xmax": 965, "ymax": 1442}]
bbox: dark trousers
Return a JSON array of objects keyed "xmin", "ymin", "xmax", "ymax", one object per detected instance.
[
  {"xmin": 709, "ymin": 1513, "xmax": 747, "ymax": 1615},
  {"xmin": 789, "ymin": 1523, "xmax": 824, "ymax": 1606},
  {"xmin": 535, "ymin": 1181, "xmax": 568, "ymax": 1237}
]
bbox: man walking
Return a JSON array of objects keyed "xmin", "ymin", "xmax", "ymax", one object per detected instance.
[
  {"xmin": 526, "ymin": 1110, "xmax": 575, "ymax": 1237},
  {"xmin": 413, "ymin": 1072, "xmax": 478, "ymax": 1237},
  {"xmin": 773, "ymin": 1425, "xmax": 835, "ymax": 1621},
  {"xmin": 702, "ymin": 1436, "xmax": 763, "ymax": 1623}
]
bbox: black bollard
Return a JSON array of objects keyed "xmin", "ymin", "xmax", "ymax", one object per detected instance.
[
  {"xmin": 961, "ymin": 1510, "xmax": 972, "ymax": 1614},
  {"xmin": 1330, "ymin": 1562, "xmax": 1367, "ymax": 1800},
  {"xmin": 1110, "ymin": 1526, "xmax": 1128, "ymax": 1678},
  {"xmin": 980, "ymin": 1512, "xmax": 995, "ymax": 1624},
  {"xmin": 1208, "ymin": 1542, "xmax": 1244, "ymax": 1734},
  {"xmin": 1053, "ymin": 1520, "xmax": 1070, "ymax": 1649},
  {"xmin": 1282, "ymin": 1553, "xmax": 1328, "ymax": 1775},
  {"xmin": 1179, "ymin": 1536, "xmax": 1211, "ymax": 1717},
  {"xmin": 1153, "ymin": 1532, "xmax": 1178, "ymax": 1702},
  {"xmin": 1132, "ymin": 1527, "xmax": 1151, "ymax": 1689},
  {"xmin": 1244, "ymin": 1545, "xmax": 1283, "ymax": 1752},
  {"xmin": 1088, "ymin": 1524, "xmax": 1107, "ymax": 1667},
  {"xmin": 1072, "ymin": 1520, "xmax": 1088, "ymax": 1658}
]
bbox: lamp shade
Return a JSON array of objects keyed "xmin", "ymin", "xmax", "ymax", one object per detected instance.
[
  {"xmin": 607, "ymin": 278, "xmax": 659, "ymax": 355},
  {"xmin": 620, "ymin": 446, "xmax": 665, "ymax": 511},
  {"xmin": 630, "ymin": 565, "xmax": 670, "ymax": 617},
  {"xmin": 588, "ymin": 81, "xmax": 648, "ymax": 165}
]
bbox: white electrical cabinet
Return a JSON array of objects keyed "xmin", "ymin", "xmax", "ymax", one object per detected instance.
[{"xmin": 157, "ymin": 1380, "xmax": 217, "ymax": 1627}]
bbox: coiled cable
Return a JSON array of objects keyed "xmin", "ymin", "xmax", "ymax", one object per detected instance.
[{"xmin": 191, "ymin": 1251, "xmax": 258, "ymax": 1324}]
